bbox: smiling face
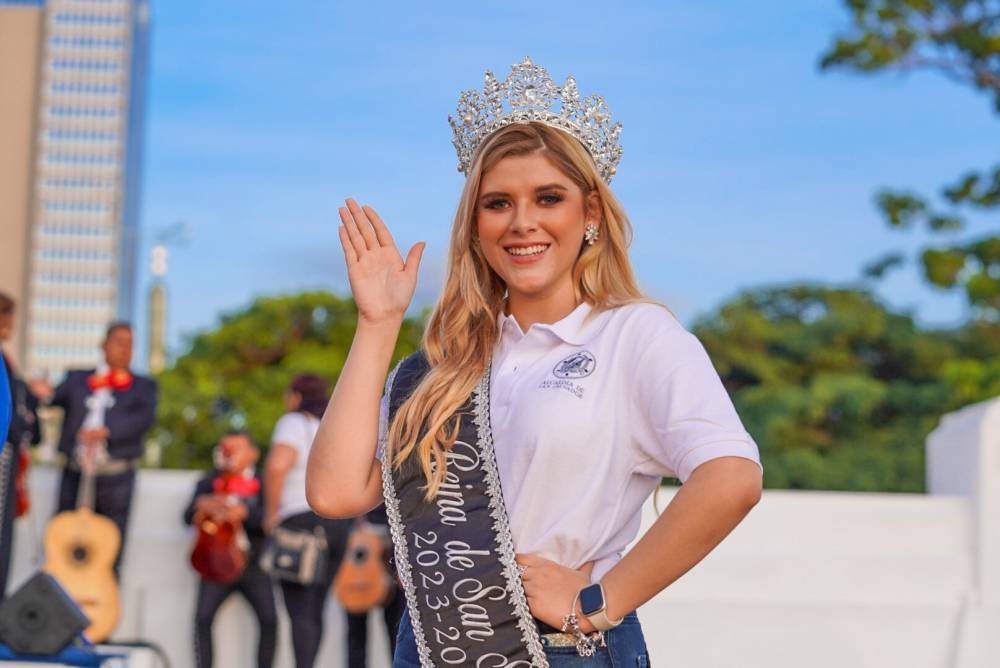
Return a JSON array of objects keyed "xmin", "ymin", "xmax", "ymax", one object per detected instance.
[{"xmin": 476, "ymin": 151, "xmax": 598, "ymax": 319}]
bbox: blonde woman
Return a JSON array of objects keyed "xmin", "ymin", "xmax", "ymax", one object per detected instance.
[{"xmin": 307, "ymin": 58, "xmax": 763, "ymax": 667}]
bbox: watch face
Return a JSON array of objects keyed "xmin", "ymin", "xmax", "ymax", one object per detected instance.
[{"xmin": 579, "ymin": 584, "xmax": 605, "ymax": 616}]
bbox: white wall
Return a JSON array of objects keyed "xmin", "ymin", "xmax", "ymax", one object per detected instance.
[
  {"xmin": 8, "ymin": 395, "xmax": 999, "ymax": 667},
  {"xmin": 9, "ymin": 468, "xmax": 393, "ymax": 668}
]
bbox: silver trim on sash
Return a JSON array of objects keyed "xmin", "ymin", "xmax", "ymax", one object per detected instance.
[
  {"xmin": 471, "ymin": 370, "xmax": 548, "ymax": 664},
  {"xmin": 380, "ymin": 362, "xmax": 435, "ymax": 667},
  {"xmin": 380, "ymin": 360, "xmax": 549, "ymax": 667}
]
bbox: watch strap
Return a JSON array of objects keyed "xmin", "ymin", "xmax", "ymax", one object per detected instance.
[{"xmin": 587, "ymin": 606, "xmax": 624, "ymax": 632}]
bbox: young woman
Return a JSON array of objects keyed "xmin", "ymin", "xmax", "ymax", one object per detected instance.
[
  {"xmin": 306, "ymin": 58, "xmax": 763, "ymax": 666},
  {"xmin": 264, "ymin": 373, "xmax": 351, "ymax": 667}
]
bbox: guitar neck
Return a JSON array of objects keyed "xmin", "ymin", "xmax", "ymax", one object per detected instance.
[
  {"xmin": 76, "ymin": 467, "xmax": 97, "ymax": 511},
  {"xmin": 75, "ymin": 441, "xmax": 106, "ymax": 511}
]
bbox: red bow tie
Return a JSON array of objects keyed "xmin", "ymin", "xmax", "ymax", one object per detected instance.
[
  {"xmin": 88, "ymin": 369, "xmax": 133, "ymax": 392},
  {"xmin": 213, "ymin": 474, "xmax": 260, "ymax": 497}
]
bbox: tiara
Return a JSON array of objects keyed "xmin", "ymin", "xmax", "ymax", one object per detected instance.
[{"xmin": 448, "ymin": 57, "xmax": 623, "ymax": 183}]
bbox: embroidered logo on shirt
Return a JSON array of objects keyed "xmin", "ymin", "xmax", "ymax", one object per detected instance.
[{"xmin": 553, "ymin": 351, "xmax": 596, "ymax": 379}]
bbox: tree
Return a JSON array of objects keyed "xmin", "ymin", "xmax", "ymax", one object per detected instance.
[
  {"xmin": 152, "ymin": 291, "xmax": 425, "ymax": 469},
  {"xmin": 821, "ymin": 0, "xmax": 1000, "ymax": 319},
  {"xmin": 692, "ymin": 284, "xmax": 995, "ymax": 491}
]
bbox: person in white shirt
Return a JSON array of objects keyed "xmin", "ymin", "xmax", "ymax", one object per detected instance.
[
  {"xmin": 306, "ymin": 59, "xmax": 763, "ymax": 666},
  {"xmin": 264, "ymin": 373, "xmax": 351, "ymax": 667}
]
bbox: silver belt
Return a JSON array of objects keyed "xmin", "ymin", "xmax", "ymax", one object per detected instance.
[{"xmin": 68, "ymin": 458, "xmax": 138, "ymax": 476}]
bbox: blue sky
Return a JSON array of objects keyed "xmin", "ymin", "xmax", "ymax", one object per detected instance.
[{"xmin": 136, "ymin": 1, "xmax": 996, "ymax": 364}]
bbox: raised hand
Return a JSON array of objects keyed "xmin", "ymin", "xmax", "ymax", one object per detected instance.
[{"xmin": 338, "ymin": 198, "xmax": 425, "ymax": 325}]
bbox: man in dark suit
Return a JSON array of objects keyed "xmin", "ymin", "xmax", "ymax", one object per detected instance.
[{"xmin": 34, "ymin": 321, "xmax": 157, "ymax": 576}]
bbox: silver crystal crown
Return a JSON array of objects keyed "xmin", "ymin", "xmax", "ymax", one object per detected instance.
[{"xmin": 449, "ymin": 57, "xmax": 623, "ymax": 183}]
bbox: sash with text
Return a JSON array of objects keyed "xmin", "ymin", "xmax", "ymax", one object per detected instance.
[{"xmin": 381, "ymin": 353, "xmax": 548, "ymax": 668}]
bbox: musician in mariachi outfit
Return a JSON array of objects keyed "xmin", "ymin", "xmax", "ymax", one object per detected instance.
[
  {"xmin": 184, "ymin": 430, "xmax": 277, "ymax": 668},
  {"xmin": 33, "ymin": 321, "xmax": 157, "ymax": 577},
  {"xmin": 0, "ymin": 292, "xmax": 41, "ymax": 601},
  {"xmin": 306, "ymin": 58, "xmax": 763, "ymax": 666}
]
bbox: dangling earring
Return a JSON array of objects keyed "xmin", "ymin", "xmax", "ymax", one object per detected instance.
[{"xmin": 584, "ymin": 223, "xmax": 599, "ymax": 245}]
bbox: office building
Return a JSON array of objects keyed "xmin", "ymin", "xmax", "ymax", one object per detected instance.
[{"xmin": 0, "ymin": 0, "xmax": 150, "ymax": 377}]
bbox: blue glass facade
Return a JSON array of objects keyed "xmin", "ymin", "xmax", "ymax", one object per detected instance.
[{"xmin": 117, "ymin": 0, "xmax": 149, "ymax": 325}]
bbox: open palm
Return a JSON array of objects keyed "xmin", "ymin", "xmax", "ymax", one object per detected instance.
[{"xmin": 338, "ymin": 198, "xmax": 425, "ymax": 324}]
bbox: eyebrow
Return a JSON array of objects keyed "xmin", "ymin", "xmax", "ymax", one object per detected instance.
[{"xmin": 479, "ymin": 183, "xmax": 570, "ymax": 201}]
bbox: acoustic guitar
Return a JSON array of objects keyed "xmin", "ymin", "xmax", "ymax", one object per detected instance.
[
  {"xmin": 333, "ymin": 522, "xmax": 395, "ymax": 613},
  {"xmin": 43, "ymin": 449, "xmax": 122, "ymax": 642}
]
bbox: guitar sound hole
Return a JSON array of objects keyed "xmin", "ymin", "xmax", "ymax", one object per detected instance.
[
  {"xmin": 352, "ymin": 546, "xmax": 369, "ymax": 562},
  {"xmin": 71, "ymin": 545, "xmax": 89, "ymax": 563}
]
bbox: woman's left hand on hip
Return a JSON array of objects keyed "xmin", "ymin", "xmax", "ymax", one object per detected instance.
[{"xmin": 515, "ymin": 553, "xmax": 594, "ymax": 631}]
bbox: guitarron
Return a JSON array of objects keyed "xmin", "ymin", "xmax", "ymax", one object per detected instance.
[{"xmin": 190, "ymin": 514, "xmax": 248, "ymax": 584}]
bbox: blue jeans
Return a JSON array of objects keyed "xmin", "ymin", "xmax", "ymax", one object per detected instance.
[{"xmin": 393, "ymin": 607, "xmax": 651, "ymax": 667}]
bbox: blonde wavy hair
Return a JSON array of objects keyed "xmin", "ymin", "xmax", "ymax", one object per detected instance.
[{"xmin": 388, "ymin": 122, "xmax": 648, "ymax": 497}]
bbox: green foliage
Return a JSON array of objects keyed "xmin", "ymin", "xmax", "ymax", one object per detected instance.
[
  {"xmin": 150, "ymin": 287, "xmax": 999, "ymax": 493},
  {"xmin": 693, "ymin": 284, "xmax": 997, "ymax": 492},
  {"xmin": 152, "ymin": 292, "xmax": 425, "ymax": 469},
  {"xmin": 822, "ymin": 0, "xmax": 1000, "ymax": 319}
]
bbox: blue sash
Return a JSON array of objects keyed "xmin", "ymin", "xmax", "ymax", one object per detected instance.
[{"xmin": 0, "ymin": 353, "xmax": 11, "ymax": 453}]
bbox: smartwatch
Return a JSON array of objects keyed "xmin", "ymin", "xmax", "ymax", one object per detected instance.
[{"xmin": 578, "ymin": 583, "xmax": 623, "ymax": 632}]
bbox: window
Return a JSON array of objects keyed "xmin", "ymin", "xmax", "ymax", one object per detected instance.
[
  {"xmin": 50, "ymin": 35, "xmax": 125, "ymax": 50},
  {"xmin": 53, "ymin": 13, "xmax": 125, "ymax": 26},
  {"xmin": 42, "ymin": 200, "xmax": 113, "ymax": 214},
  {"xmin": 43, "ymin": 152, "xmax": 118, "ymax": 166},
  {"xmin": 39, "ymin": 224, "xmax": 114, "ymax": 238},
  {"xmin": 44, "ymin": 128, "xmax": 118, "ymax": 143},
  {"xmin": 50, "ymin": 81, "xmax": 121, "ymax": 95},
  {"xmin": 50, "ymin": 59, "xmax": 122, "ymax": 72},
  {"xmin": 48, "ymin": 106, "xmax": 120, "ymax": 119},
  {"xmin": 42, "ymin": 177, "xmax": 114, "ymax": 189}
]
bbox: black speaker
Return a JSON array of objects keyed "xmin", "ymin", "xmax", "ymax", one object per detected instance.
[{"xmin": 0, "ymin": 572, "xmax": 89, "ymax": 655}]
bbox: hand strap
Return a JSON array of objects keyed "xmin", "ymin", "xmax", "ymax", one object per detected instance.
[{"xmin": 561, "ymin": 592, "xmax": 606, "ymax": 657}]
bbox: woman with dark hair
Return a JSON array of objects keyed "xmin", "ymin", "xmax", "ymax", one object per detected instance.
[{"xmin": 264, "ymin": 373, "xmax": 351, "ymax": 667}]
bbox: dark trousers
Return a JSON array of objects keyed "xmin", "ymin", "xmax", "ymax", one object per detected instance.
[
  {"xmin": 346, "ymin": 586, "xmax": 405, "ymax": 668},
  {"xmin": 276, "ymin": 511, "xmax": 351, "ymax": 668},
  {"xmin": 0, "ymin": 446, "xmax": 17, "ymax": 600},
  {"xmin": 57, "ymin": 467, "xmax": 135, "ymax": 577},
  {"xmin": 194, "ymin": 563, "xmax": 278, "ymax": 668}
]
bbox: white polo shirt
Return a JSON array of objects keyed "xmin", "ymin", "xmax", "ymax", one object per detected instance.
[
  {"xmin": 381, "ymin": 301, "xmax": 761, "ymax": 582},
  {"xmin": 492, "ymin": 301, "xmax": 760, "ymax": 581}
]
